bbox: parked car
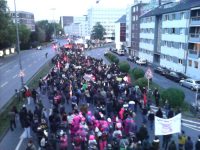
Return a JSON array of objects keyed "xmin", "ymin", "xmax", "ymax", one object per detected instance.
[
  {"xmin": 52, "ymin": 39, "xmax": 58, "ymax": 44},
  {"xmin": 36, "ymin": 46, "xmax": 42, "ymax": 50},
  {"xmin": 127, "ymin": 56, "xmax": 134, "ymax": 61},
  {"xmin": 117, "ymin": 49, "xmax": 125, "ymax": 55},
  {"xmin": 180, "ymin": 79, "xmax": 200, "ymax": 91},
  {"xmin": 104, "ymin": 52, "xmax": 108, "ymax": 56},
  {"xmin": 113, "ymin": 49, "xmax": 117, "ymax": 53},
  {"xmin": 165, "ymin": 71, "xmax": 187, "ymax": 82},
  {"xmin": 136, "ymin": 59, "xmax": 147, "ymax": 65},
  {"xmin": 154, "ymin": 67, "xmax": 170, "ymax": 76}
]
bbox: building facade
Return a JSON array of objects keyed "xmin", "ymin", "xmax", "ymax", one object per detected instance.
[
  {"xmin": 139, "ymin": 0, "xmax": 200, "ymax": 75},
  {"xmin": 11, "ymin": 11, "xmax": 35, "ymax": 31},
  {"xmin": 60, "ymin": 16, "xmax": 86, "ymax": 29},
  {"xmin": 130, "ymin": 2, "xmax": 148, "ymax": 56},
  {"xmin": 115, "ymin": 15, "xmax": 126, "ymax": 50},
  {"xmin": 79, "ymin": 21, "xmax": 88, "ymax": 37},
  {"xmin": 64, "ymin": 23, "xmax": 80, "ymax": 37},
  {"xmin": 87, "ymin": 6, "xmax": 126, "ymax": 39}
]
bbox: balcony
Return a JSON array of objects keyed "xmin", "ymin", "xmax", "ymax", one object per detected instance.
[
  {"xmin": 188, "ymin": 49, "xmax": 200, "ymax": 59},
  {"xmin": 190, "ymin": 16, "xmax": 200, "ymax": 26},
  {"xmin": 189, "ymin": 33, "xmax": 200, "ymax": 43}
]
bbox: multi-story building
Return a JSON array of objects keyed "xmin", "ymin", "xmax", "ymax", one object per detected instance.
[
  {"xmin": 60, "ymin": 16, "xmax": 86, "ymax": 28},
  {"xmin": 87, "ymin": 6, "xmax": 126, "ymax": 39},
  {"xmin": 126, "ymin": 4, "xmax": 133, "ymax": 53},
  {"xmin": 10, "ymin": 11, "xmax": 35, "ymax": 31},
  {"xmin": 79, "ymin": 21, "xmax": 88, "ymax": 37},
  {"xmin": 64, "ymin": 23, "xmax": 80, "ymax": 37},
  {"xmin": 115, "ymin": 15, "xmax": 126, "ymax": 50},
  {"xmin": 186, "ymin": 5, "xmax": 200, "ymax": 79},
  {"xmin": 139, "ymin": 0, "xmax": 200, "ymax": 74},
  {"xmin": 131, "ymin": 2, "xmax": 148, "ymax": 56}
]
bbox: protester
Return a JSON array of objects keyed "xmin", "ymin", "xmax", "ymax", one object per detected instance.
[{"xmin": 8, "ymin": 109, "xmax": 16, "ymax": 131}]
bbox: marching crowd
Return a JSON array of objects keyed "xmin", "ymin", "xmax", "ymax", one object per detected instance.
[{"xmin": 9, "ymin": 46, "xmax": 200, "ymax": 150}]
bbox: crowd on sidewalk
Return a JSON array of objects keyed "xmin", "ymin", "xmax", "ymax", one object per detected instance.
[{"xmin": 9, "ymin": 46, "xmax": 200, "ymax": 150}]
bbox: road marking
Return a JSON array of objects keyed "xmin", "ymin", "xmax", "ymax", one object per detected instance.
[
  {"xmin": 15, "ymin": 131, "xmax": 26, "ymax": 150},
  {"xmin": 182, "ymin": 118, "xmax": 200, "ymax": 124},
  {"xmin": 22, "ymin": 69, "xmax": 25, "ymax": 71},
  {"xmin": 182, "ymin": 123, "xmax": 200, "ymax": 132},
  {"xmin": 13, "ymin": 74, "xmax": 18, "ymax": 78},
  {"xmin": 14, "ymin": 65, "xmax": 18, "ymax": 67},
  {"xmin": 6, "ymin": 69, "xmax": 10, "ymax": 72},
  {"xmin": 1, "ymin": 82, "xmax": 8, "ymax": 87},
  {"xmin": 34, "ymin": 61, "xmax": 37, "ymax": 63},
  {"xmin": 28, "ymin": 65, "xmax": 31, "ymax": 67},
  {"xmin": 27, "ymin": 58, "xmax": 30, "ymax": 60}
]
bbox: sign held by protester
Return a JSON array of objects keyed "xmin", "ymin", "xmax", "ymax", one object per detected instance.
[{"xmin": 155, "ymin": 114, "xmax": 181, "ymax": 135}]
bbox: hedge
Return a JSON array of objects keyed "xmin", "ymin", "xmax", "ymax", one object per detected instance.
[
  {"xmin": 118, "ymin": 61, "xmax": 130, "ymax": 73},
  {"xmin": 135, "ymin": 77, "xmax": 151, "ymax": 89},
  {"xmin": 161, "ymin": 87, "xmax": 185, "ymax": 108},
  {"xmin": 133, "ymin": 68, "xmax": 145, "ymax": 80},
  {"xmin": 132, "ymin": 67, "xmax": 139, "ymax": 73},
  {"xmin": 113, "ymin": 58, "xmax": 119, "ymax": 64}
]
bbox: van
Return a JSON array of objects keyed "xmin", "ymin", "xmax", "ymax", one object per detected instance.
[{"xmin": 117, "ymin": 49, "xmax": 125, "ymax": 56}]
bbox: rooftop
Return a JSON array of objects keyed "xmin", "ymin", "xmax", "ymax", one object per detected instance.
[
  {"xmin": 115, "ymin": 15, "xmax": 126, "ymax": 23},
  {"xmin": 140, "ymin": 0, "xmax": 200, "ymax": 18},
  {"xmin": 10, "ymin": 11, "xmax": 34, "ymax": 15}
]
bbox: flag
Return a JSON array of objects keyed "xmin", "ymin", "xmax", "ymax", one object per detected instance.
[
  {"xmin": 60, "ymin": 51, "xmax": 63, "ymax": 57},
  {"xmin": 58, "ymin": 61, "xmax": 61, "ymax": 68},
  {"xmin": 64, "ymin": 56, "xmax": 67, "ymax": 62},
  {"xmin": 126, "ymin": 75, "xmax": 130, "ymax": 84},
  {"xmin": 66, "ymin": 56, "xmax": 69, "ymax": 63},
  {"xmin": 87, "ymin": 59, "xmax": 90, "ymax": 66},
  {"xmin": 70, "ymin": 84, "xmax": 72, "ymax": 99},
  {"xmin": 144, "ymin": 91, "xmax": 146, "ymax": 106}
]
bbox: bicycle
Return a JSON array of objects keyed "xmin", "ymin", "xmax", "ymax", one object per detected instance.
[
  {"xmin": 188, "ymin": 102, "xmax": 200, "ymax": 118},
  {"xmin": 146, "ymin": 87, "xmax": 153, "ymax": 96}
]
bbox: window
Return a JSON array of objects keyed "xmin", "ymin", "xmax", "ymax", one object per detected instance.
[
  {"xmin": 188, "ymin": 60, "xmax": 192, "ymax": 67},
  {"xmin": 141, "ymin": 19, "xmax": 143, "ymax": 23},
  {"xmin": 145, "ymin": 50, "xmax": 147, "ymax": 53},
  {"xmin": 170, "ymin": 56, "xmax": 173, "ymax": 61},
  {"xmin": 179, "ymin": 43, "xmax": 184, "ymax": 49},
  {"xmin": 150, "ymin": 17, "xmax": 153, "ymax": 22},
  {"xmin": 149, "ymin": 39, "xmax": 152, "ymax": 44},
  {"xmin": 132, "ymin": 33, "xmax": 135, "ymax": 38},
  {"xmin": 133, "ymin": 7, "xmax": 135, "ymax": 12},
  {"xmin": 171, "ymin": 42, "xmax": 174, "ymax": 48},
  {"xmin": 140, "ymin": 48, "xmax": 143, "ymax": 52},
  {"xmin": 194, "ymin": 61, "xmax": 198, "ymax": 69},
  {"xmin": 180, "ymin": 28, "xmax": 185, "ymax": 35},
  {"xmin": 172, "ymin": 14, "xmax": 175, "ymax": 20},
  {"xmin": 172, "ymin": 28, "xmax": 175, "ymax": 34},
  {"xmin": 149, "ymin": 51, "xmax": 151, "ymax": 55},
  {"xmin": 146, "ymin": 18, "xmax": 149, "ymax": 22},
  {"xmin": 136, "ymin": 16, "xmax": 138, "ymax": 20},
  {"xmin": 133, "ymin": 16, "xmax": 135, "ymax": 21},
  {"xmin": 165, "ymin": 15, "xmax": 169, "ymax": 21},
  {"xmin": 147, "ymin": 28, "xmax": 149, "ymax": 33},
  {"xmin": 163, "ymin": 54, "xmax": 167, "ymax": 60},
  {"xmin": 136, "ymin": 6, "xmax": 138, "ymax": 11},
  {"xmin": 150, "ymin": 28, "xmax": 153, "ymax": 33},
  {"xmin": 165, "ymin": 28, "xmax": 168, "ymax": 34},
  {"xmin": 142, "ymin": 29, "xmax": 144, "ymax": 33},
  {"xmin": 181, "ymin": 12, "xmax": 185, "ymax": 19},
  {"xmin": 164, "ymin": 41, "xmax": 168, "ymax": 46},
  {"xmin": 132, "ymin": 24, "xmax": 134, "ymax": 30},
  {"xmin": 178, "ymin": 59, "xmax": 182, "ymax": 64},
  {"xmin": 135, "ymin": 24, "xmax": 137, "ymax": 29},
  {"xmin": 141, "ymin": 38, "xmax": 143, "ymax": 42}
]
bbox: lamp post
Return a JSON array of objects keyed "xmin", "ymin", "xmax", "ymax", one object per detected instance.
[
  {"xmin": 14, "ymin": 0, "xmax": 24, "ymax": 87},
  {"xmin": 50, "ymin": 8, "xmax": 56, "ymax": 39}
]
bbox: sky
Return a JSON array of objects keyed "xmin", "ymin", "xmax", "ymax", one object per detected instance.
[{"xmin": 7, "ymin": 0, "xmax": 135, "ymax": 21}]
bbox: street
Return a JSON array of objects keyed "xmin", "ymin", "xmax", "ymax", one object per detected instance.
[{"xmin": 0, "ymin": 39, "xmax": 67, "ymax": 109}]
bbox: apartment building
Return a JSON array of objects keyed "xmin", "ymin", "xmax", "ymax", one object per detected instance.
[
  {"xmin": 139, "ymin": 0, "xmax": 200, "ymax": 74},
  {"xmin": 60, "ymin": 16, "xmax": 86, "ymax": 28},
  {"xmin": 87, "ymin": 6, "xmax": 126, "ymax": 39},
  {"xmin": 115, "ymin": 15, "xmax": 126, "ymax": 50},
  {"xmin": 11, "ymin": 11, "xmax": 35, "ymax": 31},
  {"xmin": 79, "ymin": 21, "xmax": 88, "ymax": 37}
]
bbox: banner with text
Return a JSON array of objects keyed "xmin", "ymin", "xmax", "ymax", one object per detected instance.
[{"xmin": 155, "ymin": 114, "xmax": 181, "ymax": 135}]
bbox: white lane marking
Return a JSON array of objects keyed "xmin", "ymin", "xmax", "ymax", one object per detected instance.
[
  {"xmin": 34, "ymin": 61, "xmax": 37, "ymax": 63},
  {"xmin": 182, "ymin": 118, "xmax": 200, "ymax": 125},
  {"xmin": 15, "ymin": 131, "xmax": 26, "ymax": 150},
  {"xmin": 1, "ymin": 82, "xmax": 8, "ymax": 87},
  {"xmin": 27, "ymin": 58, "xmax": 30, "ymax": 60},
  {"xmin": 182, "ymin": 123, "xmax": 200, "ymax": 129},
  {"xmin": 6, "ymin": 69, "xmax": 10, "ymax": 72},
  {"xmin": 28, "ymin": 65, "xmax": 31, "ymax": 67},
  {"xmin": 14, "ymin": 65, "xmax": 18, "ymax": 67},
  {"xmin": 13, "ymin": 74, "xmax": 18, "ymax": 78},
  {"xmin": 182, "ymin": 124, "xmax": 200, "ymax": 132}
]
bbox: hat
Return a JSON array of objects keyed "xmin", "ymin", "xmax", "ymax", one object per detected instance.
[
  {"xmin": 81, "ymin": 117, "xmax": 85, "ymax": 121},
  {"xmin": 79, "ymin": 125, "xmax": 83, "ymax": 129},
  {"xmin": 131, "ymin": 119, "xmax": 134, "ymax": 123},
  {"xmin": 95, "ymin": 127, "xmax": 99, "ymax": 132},
  {"xmin": 71, "ymin": 121, "xmax": 74, "ymax": 125},
  {"xmin": 107, "ymin": 118, "xmax": 111, "ymax": 122},
  {"xmin": 10, "ymin": 109, "xmax": 13, "ymax": 112},
  {"xmin": 100, "ymin": 128, "xmax": 104, "ymax": 131},
  {"xmin": 88, "ymin": 111, "xmax": 91, "ymax": 115},
  {"xmin": 89, "ymin": 135, "xmax": 95, "ymax": 140},
  {"xmin": 91, "ymin": 116, "xmax": 95, "ymax": 120},
  {"xmin": 23, "ymin": 104, "xmax": 26, "ymax": 107}
]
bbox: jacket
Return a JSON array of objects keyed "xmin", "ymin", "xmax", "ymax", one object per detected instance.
[
  {"xmin": 152, "ymin": 139, "xmax": 160, "ymax": 150},
  {"xmin": 8, "ymin": 112, "xmax": 16, "ymax": 121},
  {"xmin": 80, "ymin": 105, "xmax": 87, "ymax": 114},
  {"xmin": 185, "ymin": 139, "xmax": 193, "ymax": 150},
  {"xmin": 119, "ymin": 139, "xmax": 129, "ymax": 148},
  {"xmin": 148, "ymin": 112, "xmax": 155, "ymax": 121},
  {"xmin": 195, "ymin": 139, "xmax": 200, "ymax": 150},
  {"xmin": 167, "ymin": 110, "xmax": 174, "ymax": 119},
  {"xmin": 25, "ymin": 91, "xmax": 31, "ymax": 97},
  {"xmin": 27, "ymin": 143, "xmax": 37, "ymax": 150},
  {"xmin": 179, "ymin": 134, "xmax": 187, "ymax": 144},
  {"xmin": 107, "ymin": 101, "xmax": 113, "ymax": 112}
]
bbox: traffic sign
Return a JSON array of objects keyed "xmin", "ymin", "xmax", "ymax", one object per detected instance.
[
  {"xmin": 145, "ymin": 68, "xmax": 153, "ymax": 79},
  {"xmin": 18, "ymin": 70, "xmax": 25, "ymax": 77},
  {"xmin": 145, "ymin": 68, "xmax": 153, "ymax": 75}
]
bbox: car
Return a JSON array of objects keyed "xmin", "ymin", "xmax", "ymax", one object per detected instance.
[
  {"xmin": 180, "ymin": 79, "xmax": 200, "ymax": 91},
  {"xmin": 154, "ymin": 67, "xmax": 170, "ymax": 76},
  {"xmin": 117, "ymin": 49, "xmax": 125, "ymax": 55},
  {"xmin": 112, "ymin": 49, "xmax": 117, "ymax": 53},
  {"xmin": 52, "ymin": 39, "xmax": 58, "ymax": 44},
  {"xmin": 136, "ymin": 59, "xmax": 147, "ymax": 65},
  {"xmin": 127, "ymin": 56, "xmax": 134, "ymax": 61},
  {"xmin": 36, "ymin": 46, "xmax": 42, "ymax": 50},
  {"xmin": 165, "ymin": 71, "xmax": 187, "ymax": 82},
  {"xmin": 104, "ymin": 52, "xmax": 108, "ymax": 56}
]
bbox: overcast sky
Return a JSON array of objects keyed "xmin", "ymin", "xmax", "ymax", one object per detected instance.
[{"xmin": 7, "ymin": 0, "xmax": 135, "ymax": 21}]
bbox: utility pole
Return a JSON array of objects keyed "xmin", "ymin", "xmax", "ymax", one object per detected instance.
[
  {"xmin": 50, "ymin": 8, "xmax": 56, "ymax": 39},
  {"xmin": 14, "ymin": 0, "xmax": 24, "ymax": 87}
]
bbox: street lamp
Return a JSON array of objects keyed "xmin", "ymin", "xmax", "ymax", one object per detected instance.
[
  {"xmin": 14, "ymin": 0, "xmax": 24, "ymax": 87},
  {"xmin": 50, "ymin": 8, "xmax": 56, "ymax": 39}
]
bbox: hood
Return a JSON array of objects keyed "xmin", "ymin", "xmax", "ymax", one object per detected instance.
[
  {"xmin": 27, "ymin": 143, "xmax": 33, "ymax": 147},
  {"xmin": 153, "ymin": 139, "xmax": 159, "ymax": 142}
]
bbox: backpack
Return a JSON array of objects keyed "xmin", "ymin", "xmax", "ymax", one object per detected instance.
[
  {"xmin": 143, "ymin": 140, "xmax": 150, "ymax": 149},
  {"xmin": 74, "ymin": 136, "xmax": 81, "ymax": 146},
  {"xmin": 102, "ymin": 131, "xmax": 107, "ymax": 141},
  {"xmin": 54, "ymin": 99, "xmax": 58, "ymax": 105},
  {"xmin": 112, "ymin": 138, "xmax": 119, "ymax": 148},
  {"xmin": 26, "ymin": 145, "xmax": 32, "ymax": 150},
  {"xmin": 127, "ymin": 119, "xmax": 131, "ymax": 127}
]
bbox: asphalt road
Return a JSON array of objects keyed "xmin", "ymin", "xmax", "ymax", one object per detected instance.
[{"xmin": 0, "ymin": 39, "xmax": 67, "ymax": 109}]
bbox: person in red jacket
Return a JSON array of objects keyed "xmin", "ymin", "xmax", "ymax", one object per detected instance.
[{"xmin": 25, "ymin": 90, "xmax": 32, "ymax": 105}]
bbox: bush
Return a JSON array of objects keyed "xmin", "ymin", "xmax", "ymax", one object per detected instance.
[
  {"xmin": 133, "ymin": 68, "xmax": 145, "ymax": 80},
  {"xmin": 110, "ymin": 55, "xmax": 117, "ymax": 61},
  {"xmin": 161, "ymin": 87, "xmax": 185, "ymax": 108},
  {"xmin": 113, "ymin": 58, "xmax": 119, "ymax": 64},
  {"xmin": 135, "ymin": 78, "xmax": 151, "ymax": 89},
  {"xmin": 32, "ymin": 41, "xmax": 40, "ymax": 48},
  {"xmin": 118, "ymin": 61, "xmax": 130, "ymax": 73},
  {"xmin": 132, "ymin": 67, "xmax": 139, "ymax": 73}
]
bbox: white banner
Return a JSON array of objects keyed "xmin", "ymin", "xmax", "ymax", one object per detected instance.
[{"xmin": 155, "ymin": 114, "xmax": 181, "ymax": 135}]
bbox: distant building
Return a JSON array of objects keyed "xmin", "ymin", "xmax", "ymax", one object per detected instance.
[
  {"xmin": 10, "ymin": 11, "xmax": 35, "ymax": 31},
  {"xmin": 60, "ymin": 16, "xmax": 86, "ymax": 28},
  {"xmin": 115, "ymin": 15, "xmax": 126, "ymax": 50},
  {"xmin": 87, "ymin": 6, "xmax": 126, "ymax": 39}
]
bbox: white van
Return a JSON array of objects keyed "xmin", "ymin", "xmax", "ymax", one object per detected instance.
[{"xmin": 117, "ymin": 49, "xmax": 125, "ymax": 56}]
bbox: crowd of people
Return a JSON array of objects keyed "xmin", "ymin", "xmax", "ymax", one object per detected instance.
[{"xmin": 9, "ymin": 45, "xmax": 200, "ymax": 150}]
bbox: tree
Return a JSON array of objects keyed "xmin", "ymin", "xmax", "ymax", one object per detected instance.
[
  {"xmin": 91, "ymin": 22, "xmax": 106, "ymax": 40},
  {"xmin": 0, "ymin": 0, "xmax": 17, "ymax": 49},
  {"xmin": 56, "ymin": 23, "xmax": 64, "ymax": 35},
  {"xmin": 18, "ymin": 24, "xmax": 31, "ymax": 43},
  {"xmin": 38, "ymin": 27, "xmax": 46, "ymax": 42}
]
